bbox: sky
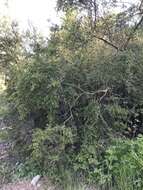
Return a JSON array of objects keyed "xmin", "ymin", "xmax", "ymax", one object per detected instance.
[
  {"xmin": 0, "ymin": 0, "xmax": 139, "ymax": 36},
  {"xmin": 0, "ymin": 0, "xmax": 62, "ymax": 36}
]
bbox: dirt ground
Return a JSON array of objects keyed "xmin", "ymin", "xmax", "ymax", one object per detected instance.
[
  {"xmin": 0, "ymin": 179, "xmax": 56, "ymax": 190},
  {"xmin": 1, "ymin": 180, "xmax": 41, "ymax": 190}
]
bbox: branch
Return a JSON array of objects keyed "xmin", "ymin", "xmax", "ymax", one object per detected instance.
[
  {"xmin": 99, "ymin": 88, "xmax": 110, "ymax": 102},
  {"xmin": 94, "ymin": 36, "xmax": 119, "ymax": 50},
  {"xmin": 123, "ymin": 15, "xmax": 143, "ymax": 49},
  {"xmin": 63, "ymin": 82, "xmax": 111, "ymax": 95},
  {"xmin": 92, "ymin": 0, "xmax": 143, "ymax": 51},
  {"xmin": 123, "ymin": 0, "xmax": 143, "ymax": 50},
  {"xmin": 63, "ymin": 93, "xmax": 84, "ymax": 124},
  {"xmin": 139, "ymin": 0, "xmax": 143, "ymax": 12}
]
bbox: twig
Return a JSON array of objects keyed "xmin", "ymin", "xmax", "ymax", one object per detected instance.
[
  {"xmin": 63, "ymin": 93, "xmax": 84, "ymax": 124},
  {"xmin": 99, "ymin": 88, "xmax": 110, "ymax": 102}
]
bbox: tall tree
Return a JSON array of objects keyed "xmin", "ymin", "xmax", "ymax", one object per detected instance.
[{"xmin": 57, "ymin": 0, "xmax": 143, "ymax": 50}]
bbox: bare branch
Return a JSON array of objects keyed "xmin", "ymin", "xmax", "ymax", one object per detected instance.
[
  {"xmin": 123, "ymin": 15, "xmax": 143, "ymax": 50},
  {"xmin": 63, "ymin": 93, "xmax": 84, "ymax": 124},
  {"xmin": 93, "ymin": 35, "xmax": 119, "ymax": 50},
  {"xmin": 99, "ymin": 88, "xmax": 110, "ymax": 102},
  {"xmin": 63, "ymin": 82, "xmax": 111, "ymax": 96}
]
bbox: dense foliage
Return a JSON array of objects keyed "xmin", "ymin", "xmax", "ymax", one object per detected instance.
[{"xmin": 0, "ymin": 1, "xmax": 143, "ymax": 189}]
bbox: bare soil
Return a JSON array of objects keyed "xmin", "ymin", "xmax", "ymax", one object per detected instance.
[
  {"xmin": 1, "ymin": 180, "xmax": 43, "ymax": 190},
  {"xmin": 0, "ymin": 178, "xmax": 57, "ymax": 190}
]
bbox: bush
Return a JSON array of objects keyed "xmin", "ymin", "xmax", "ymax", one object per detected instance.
[
  {"xmin": 6, "ymin": 12, "xmax": 143, "ymax": 187},
  {"xmin": 100, "ymin": 136, "xmax": 143, "ymax": 190}
]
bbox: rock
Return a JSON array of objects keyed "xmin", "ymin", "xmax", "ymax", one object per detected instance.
[{"xmin": 31, "ymin": 175, "xmax": 41, "ymax": 186}]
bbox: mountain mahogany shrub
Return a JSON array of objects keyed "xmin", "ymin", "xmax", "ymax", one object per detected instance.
[
  {"xmin": 7, "ymin": 23, "xmax": 143, "ymax": 184},
  {"xmin": 9, "ymin": 49, "xmax": 143, "ymax": 181}
]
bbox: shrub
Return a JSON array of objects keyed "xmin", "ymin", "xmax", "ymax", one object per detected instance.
[
  {"xmin": 101, "ymin": 136, "xmax": 143, "ymax": 190},
  {"xmin": 6, "ymin": 13, "xmax": 143, "ymax": 187}
]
